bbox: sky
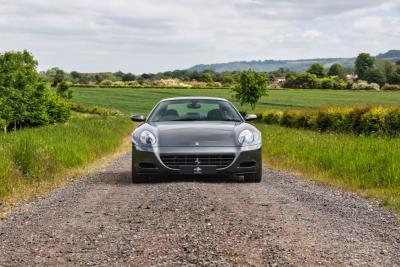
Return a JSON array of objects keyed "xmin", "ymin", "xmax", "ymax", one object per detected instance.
[{"xmin": 0, "ymin": 0, "xmax": 399, "ymax": 73}]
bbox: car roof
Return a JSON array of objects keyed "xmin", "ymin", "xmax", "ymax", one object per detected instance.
[{"xmin": 159, "ymin": 96, "xmax": 229, "ymax": 102}]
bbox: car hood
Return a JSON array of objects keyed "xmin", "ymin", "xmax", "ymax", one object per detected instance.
[{"xmin": 150, "ymin": 121, "xmax": 239, "ymax": 147}]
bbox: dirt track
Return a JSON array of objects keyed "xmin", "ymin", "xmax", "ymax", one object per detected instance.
[{"xmin": 1, "ymin": 153, "xmax": 399, "ymax": 266}]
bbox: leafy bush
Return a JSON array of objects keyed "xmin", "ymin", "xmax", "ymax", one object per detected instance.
[
  {"xmin": 381, "ymin": 84, "xmax": 400, "ymax": 91},
  {"xmin": 284, "ymin": 72, "xmax": 321, "ymax": 89},
  {"xmin": 112, "ymin": 81, "xmax": 126, "ymax": 87},
  {"xmin": 320, "ymin": 77, "xmax": 334, "ymax": 89},
  {"xmin": 360, "ymin": 106, "xmax": 388, "ymax": 135},
  {"xmin": 385, "ymin": 108, "xmax": 400, "ymax": 136},
  {"xmin": 100, "ymin": 79, "xmax": 113, "ymax": 86},
  {"xmin": 284, "ymin": 72, "xmax": 348, "ymax": 90},
  {"xmin": 351, "ymin": 80, "xmax": 380, "ymax": 91},
  {"xmin": 251, "ymin": 106, "xmax": 400, "ymax": 136},
  {"xmin": 69, "ymin": 102, "xmax": 121, "ymax": 116},
  {"xmin": 262, "ymin": 110, "xmax": 283, "ymax": 124},
  {"xmin": 46, "ymin": 94, "xmax": 71, "ymax": 123}
]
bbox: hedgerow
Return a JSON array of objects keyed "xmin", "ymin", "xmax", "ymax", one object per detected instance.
[
  {"xmin": 382, "ymin": 84, "xmax": 400, "ymax": 91},
  {"xmin": 69, "ymin": 102, "xmax": 121, "ymax": 116},
  {"xmin": 250, "ymin": 106, "xmax": 400, "ymax": 136}
]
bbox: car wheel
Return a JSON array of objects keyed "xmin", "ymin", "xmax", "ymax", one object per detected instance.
[{"xmin": 244, "ymin": 165, "xmax": 262, "ymax": 183}]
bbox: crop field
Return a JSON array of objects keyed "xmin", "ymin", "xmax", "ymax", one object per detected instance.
[
  {"xmin": 70, "ymin": 87, "xmax": 400, "ymax": 210},
  {"xmin": 70, "ymin": 87, "xmax": 400, "ymax": 115}
]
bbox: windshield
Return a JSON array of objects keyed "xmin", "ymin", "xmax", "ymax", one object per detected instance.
[{"xmin": 148, "ymin": 99, "xmax": 243, "ymax": 122}]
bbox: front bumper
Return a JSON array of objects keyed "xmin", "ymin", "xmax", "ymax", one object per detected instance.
[{"xmin": 132, "ymin": 144, "xmax": 261, "ymax": 177}]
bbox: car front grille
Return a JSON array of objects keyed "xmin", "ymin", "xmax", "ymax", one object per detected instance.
[{"xmin": 160, "ymin": 154, "xmax": 235, "ymax": 170}]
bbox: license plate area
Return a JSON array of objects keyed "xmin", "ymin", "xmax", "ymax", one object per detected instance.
[{"xmin": 179, "ymin": 165, "xmax": 217, "ymax": 175}]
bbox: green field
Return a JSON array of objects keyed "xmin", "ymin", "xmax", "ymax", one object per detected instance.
[
  {"xmin": 70, "ymin": 87, "xmax": 400, "ymax": 210},
  {"xmin": 71, "ymin": 87, "xmax": 400, "ymax": 115}
]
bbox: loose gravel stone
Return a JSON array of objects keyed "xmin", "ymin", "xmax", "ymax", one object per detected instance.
[{"xmin": 0, "ymin": 153, "xmax": 399, "ymax": 266}]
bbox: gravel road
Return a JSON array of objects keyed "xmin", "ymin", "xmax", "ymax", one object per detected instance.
[{"xmin": 0, "ymin": 153, "xmax": 399, "ymax": 266}]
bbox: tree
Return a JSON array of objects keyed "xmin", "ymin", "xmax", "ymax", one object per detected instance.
[
  {"xmin": 56, "ymin": 81, "xmax": 72, "ymax": 99},
  {"xmin": 70, "ymin": 71, "xmax": 81, "ymax": 80},
  {"xmin": 307, "ymin": 63, "xmax": 325, "ymax": 78},
  {"xmin": 122, "ymin": 72, "xmax": 136, "ymax": 81},
  {"xmin": 376, "ymin": 60, "xmax": 400, "ymax": 84},
  {"xmin": 327, "ymin": 63, "xmax": 346, "ymax": 79},
  {"xmin": 364, "ymin": 68, "xmax": 386, "ymax": 87},
  {"xmin": 355, "ymin": 53, "xmax": 374, "ymax": 80},
  {"xmin": 0, "ymin": 91, "xmax": 12, "ymax": 132},
  {"xmin": 45, "ymin": 67, "xmax": 65, "ymax": 85},
  {"xmin": 222, "ymin": 72, "xmax": 236, "ymax": 85},
  {"xmin": 200, "ymin": 72, "xmax": 213, "ymax": 83},
  {"xmin": 284, "ymin": 72, "xmax": 321, "ymax": 89},
  {"xmin": 0, "ymin": 50, "xmax": 70, "ymax": 131},
  {"xmin": 114, "ymin": 70, "xmax": 124, "ymax": 79},
  {"xmin": 233, "ymin": 70, "xmax": 268, "ymax": 110}
]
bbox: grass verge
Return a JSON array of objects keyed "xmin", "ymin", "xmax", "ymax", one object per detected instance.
[
  {"xmin": 259, "ymin": 124, "xmax": 400, "ymax": 211},
  {"xmin": 0, "ymin": 114, "xmax": 132, "ymax": 213}
]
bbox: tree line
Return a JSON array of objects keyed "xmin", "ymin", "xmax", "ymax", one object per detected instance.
[
  {"xmin": 41, "ymin": 68, "xmax": 243, "ymax": 87},
  {"xmin": 284, "ymin": 53, "xmax": 400, "ymax": 90},
  {"xmin": 42, "ymin": 53, "xmax": 400, "ymax": 91}
]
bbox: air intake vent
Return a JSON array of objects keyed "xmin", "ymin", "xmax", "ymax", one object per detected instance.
[{"xmin": 160, "ymin": 154, "xmax": 235, "ymax": 170}]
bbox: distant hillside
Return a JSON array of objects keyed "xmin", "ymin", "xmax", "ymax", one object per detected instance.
[
  {"xmin": 189, "ymin": 50, "xmax": 400, "ymax": 73},
  {"xmin": 376, "ymin": 50, "xmax": 400, "ymax": 61}
]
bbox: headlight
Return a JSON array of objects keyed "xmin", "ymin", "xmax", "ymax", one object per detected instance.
[
  {"xmin": 139, "ymin": 130, "xmax": 156, "ymax": 145},
  {"xmin": 238, "ymin": 129, "xmax": 254, "ymax": 146}
]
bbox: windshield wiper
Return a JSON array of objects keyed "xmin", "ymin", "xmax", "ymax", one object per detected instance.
[{"xmin": 161, "ymin": 119, "xmax": 242, "ymax": 122}]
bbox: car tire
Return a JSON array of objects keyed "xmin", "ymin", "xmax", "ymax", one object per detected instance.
[{"xmin": 244, "ymin": 165, "xmax": 262, "ymax": 183}]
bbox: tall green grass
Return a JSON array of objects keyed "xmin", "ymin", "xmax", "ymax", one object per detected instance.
[
  {"xmin": 0, "ymin": 115, "xmax": 132, "ymax": 203},
  {"xmin": 260, "ymin": 124, "xmax": 400, "ymax": 210}
]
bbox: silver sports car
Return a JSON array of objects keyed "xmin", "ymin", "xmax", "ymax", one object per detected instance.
[{"xmin": 131, "ymin": 97, "xmax": 262, "ymax": 183}]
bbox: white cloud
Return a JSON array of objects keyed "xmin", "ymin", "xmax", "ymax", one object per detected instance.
[
  {"xmin": 0, "ymin": 0, "xmax": 399, "ymax": 73},
  {"xmin": 302, "ymin": 30, "xmax": 322, "ymax": 39},
  {"xmin": 353, "ymin": 16, "xmax": 400, "ymax": 35}
]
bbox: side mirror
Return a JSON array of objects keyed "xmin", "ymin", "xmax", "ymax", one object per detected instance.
[
  {"xmin": 244, "ymin": 114, "xmax": 257, "ymax": 122},
  {"xmin": 131, "ymin": 115, "xmax": 146, "ymax": 122}
]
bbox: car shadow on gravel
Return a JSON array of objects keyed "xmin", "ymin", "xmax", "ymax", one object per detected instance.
[{"xmin": 99, "ymin": 171, "xmax": 245, "ymax": 185}]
